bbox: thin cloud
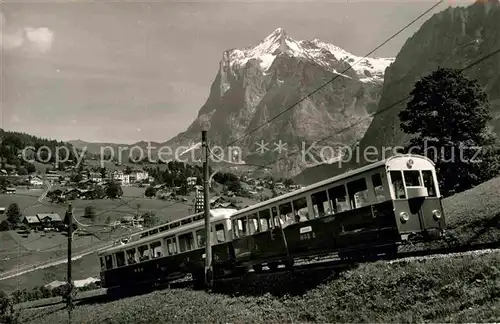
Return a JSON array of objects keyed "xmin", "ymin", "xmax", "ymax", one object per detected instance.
[{"xmin": 0, "ymin": 11, "xmax": 54, "ymax": 53}]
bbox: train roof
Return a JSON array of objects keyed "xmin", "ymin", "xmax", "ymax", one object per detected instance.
[
  {"xmin": 99, "ymin": 208, "xmax": 237, "ymax": 256},
  {"xmin": 231, "ymin": 154, "xmax": 434, "ymax": 217}
]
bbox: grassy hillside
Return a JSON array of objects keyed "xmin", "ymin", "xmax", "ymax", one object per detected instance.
[
  {"xmin": 19, "ymin": 251, "xmax": 500, "ymax": 323},
  {"xmin": 443, "ymin": 175, "xmax": 500, "ymax": 245}
]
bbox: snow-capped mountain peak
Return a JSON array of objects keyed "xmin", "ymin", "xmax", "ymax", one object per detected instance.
[{"xmin": 222, "ymin": 28, "xmax": 394, "ymax": 84}]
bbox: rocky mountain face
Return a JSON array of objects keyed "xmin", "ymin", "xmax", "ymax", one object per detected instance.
[
  {"xmin": 296, "ymin": 0, "xmax": 500, "ymax": 185},
  {"xmin": 165, "ymin": 28, "xmax": 394, "ymax": 176}
]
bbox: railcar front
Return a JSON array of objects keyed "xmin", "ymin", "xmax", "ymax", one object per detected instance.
[{"xmin": 386, "ymin": 155, "xmax": 446, "ymax": 241}]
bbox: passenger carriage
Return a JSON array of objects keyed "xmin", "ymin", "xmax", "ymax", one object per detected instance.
[
  {"xmin": 229, "ymin": 154, "xmax": 446, "ymax": 270},
  {"xmin": 98, "ymin": 208, "xmax": 238, "ymax": 289}
]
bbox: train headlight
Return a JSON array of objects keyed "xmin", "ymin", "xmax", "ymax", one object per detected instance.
[
  {"xmin": 432, "ymin": 209, "xmax": 442, "ymax": 220},
  {"xmin": 400, "ymin": 212, "xmax": 410, "ymax": 223}
]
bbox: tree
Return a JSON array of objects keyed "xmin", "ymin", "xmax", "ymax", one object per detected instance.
[
  {"xmin": 142, "ymin": 211, "xmax": 159, "ymax": 228},
  {"xmin": 0, "ymin": 290, "xmax": 18, "ymax": 324},
  {"xmin": 84, "ymin": 206, "xmax": 95, "ymax": 220},
  {"xmin": 283, "ymin": 178, "xmax": 294, "ymax": 188},
  {"xmin": 145, "ymin": 186, "xmax": 156, "ymax": 198},
  {"xmin": 100, "ymin": 167, "xmax": 107, "ymax": 179},
  {"xmin": 93, "ymin": 185, "xmax": 105, "ymax": 199},
  {"xmin": 25, "ymin": 163, "xmax": 36, "ymax": 174},
  {"xmin": 399, "ymin": 67, "xmax": 500, "ymax": 197},
  {"xmin": 6, "ymin": 203, "xmax": 21, "ymax": 226},
  {"xmin": 0, "ymin": 220, "xmax": 10, "ymax": 231},
  {"xmin": 106, "ymin": 181, "xmax": 123, "ymax": 199},
  {"xmin": 71, "ymin": 173, "xmax": 83, "ymax": 183}
]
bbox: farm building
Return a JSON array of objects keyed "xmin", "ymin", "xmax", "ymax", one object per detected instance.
[
  {"xmin": 36, "ymin": 213, "xmax": 63, "ymax": 228},
  {"xmin": 22, "ymin": 215, "xmax": 42, "ymax": 229}
]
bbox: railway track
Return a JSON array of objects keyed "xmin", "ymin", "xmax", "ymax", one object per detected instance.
[{"xmin": 15, "ymin": 240, "xmax": 500, "ymax": 311}]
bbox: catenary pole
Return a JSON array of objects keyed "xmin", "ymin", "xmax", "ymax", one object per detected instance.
[{"xmin": 202, "ymin": 130, "xmax": 213, "ymax": 289}]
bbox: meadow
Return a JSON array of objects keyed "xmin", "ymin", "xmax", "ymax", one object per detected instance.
[
  {"xmin": 18, "ymin": 250, "xmax": 500, "ymax": 323},
  {"xmin": 0, "ymin": 186, "xmax": 194, "ymax": 282}
]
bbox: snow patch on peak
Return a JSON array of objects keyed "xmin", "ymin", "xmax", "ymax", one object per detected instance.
[
  {"xmin": 221, "ymin": 29, "xmax": 394, "ymax": 84},
  {"xmin": 311, "ymin": 39, "xmax": 395, "ymax": 83}
]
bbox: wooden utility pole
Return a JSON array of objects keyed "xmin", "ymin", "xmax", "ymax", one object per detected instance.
[
  {"xmin": 67, "ymin": 203, "xmax": 73, "ymax": 322},
  {"xmin": 202, "ymin": 130, "xmax": 212, "ymax": 289}
]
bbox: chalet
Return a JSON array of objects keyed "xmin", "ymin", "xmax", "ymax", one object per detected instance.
[
  {"xmin": 30, "ymin": 176, "xmax": 44, "ymax": 186},
  {"xmin": 5, "ymin": 187, "xmax": 16, "ymax": 194},
  {"xmin": 0, "ymin": 207, "xmax": 5, "ymax": 215},
  {"xmin": 218, "ymin": 202, "xmax": 238, "ymax": 209},
  {"xmin": 45, "ymin": 173, "xmax": 60, "ymax": 183},
  {"xmin": 37, "ymin": 213, "xmax": 63, "ymax": 228},
  {"xmin": 153, "ymin": 183, "xmax": 167, "ymax": 190},
  {"xmin": 23, "ymin": 215, "xmax": 41, "ymax": 229},
  {"xmin": 89, "ymin": 172, "xmax": 102, "ymax": 183},
  {"xmin": 186, "ymin": 177, "xmax": 197, "ymax": 186},
  {"xmin": 113, "ymin": 171, "xmax": 130, "ymax": 185},
  {"xmin": 209, "ymin": 196, "xmax": 223, "ymax": 207}
]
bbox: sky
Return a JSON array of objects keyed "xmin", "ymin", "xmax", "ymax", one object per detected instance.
[{"xmin": 0, "ymin": 0, "xmax": 475, "ymax": 144}]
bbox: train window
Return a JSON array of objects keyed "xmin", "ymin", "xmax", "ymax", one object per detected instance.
[
  {"xmin": 138, "ymin": 245, "xmax": 150, "ymax": 261},
  {"xmin": 271, "ymin": 206, "xmax": 280, "ymax": 228},
  {"xmin": 279, "ymin": 202, "xmax": 294, "ymax": 227},
  {"xmin": 404, "ymin": 171, "xmax": 422, "ymax": 187},
  {"xmin": 165, "ymin": 237, "xmax": 177, "ymax": 255},
  {"xmin": 238, "ymin": 218, "xmax": 248, "ymax": 236},
  {"xmin": 311, "ymin": 190, "xmax": 330, "ymax": 218},
  {"xmin": 215, "ymin": 223, "xmax": 226, "ymax": 243},
  {"xmin": 390, "ymin": 171, "xmax": 406, "ymax": 199},
  {"xmin": 258, "ymin": 209, "xmax": 272, "ymax": 231},
  {"xmin": 100, "ymin": 257, "xmax": 105, "ymax": 271},
  {"xmin": 248, "ymin": 213, "xmax": 260, "ymax": 234},
  {"xmin": 292, "ymin": 197, "xmax": 309, "ymax": 222},
  {"xmin": 372, "ymin": 173, "xmax": 386, "ymax": 202},
  {"xmin": 328, "ymin": 185, "xmax": 350, "ymax": 213},
  {"xmin": 422, "ymin": 171, "xmax": 437, "ymax": 197},
  {"xmin": 178, "ymin": 232, "xmax": 195, "ymax": 253},
  {"xmin": 115, "ymin": 251, "xmax": 126, "ymax": 267},
  {"xmin": 126, "ymin": 248, "xmax": 137, "ymax": 264},
  {"xmin": 347, "ymin": 178, "xmax": 369, "ymax": 209},
  {"xmin": 195, "ymin": 229, "xmax": 206, "ymax": 248},
  {"xmin": 105, "ymin": 255, "xmax": 113, "ymax": 270},
  {"xmin": 232, "ymin": 219, "xmax": 240, "ymax": 238},
  {"xmin": 150, "ymin": 241, "xmax": 162, "ymax": 258}
]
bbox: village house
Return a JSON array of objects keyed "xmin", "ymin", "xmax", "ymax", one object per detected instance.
[
  {"xmin": 5, "ymin": 187, "xmax": 16, "ymax": 194},
  {"xmin": 128, "ymin": 170, "xmax": 149, "ymax": 184},
  {"xmin": 186, "ymin": 177, "xmax": 197, "ymax": 186},
  {"xmin": 135, "ymin": 171, "xmax": 149, "ymax": 182},
  {"xmin": 113, "ymin": 171, "xmax": 130, "ymax": 185},
  {"xmin": 29, "ymin": 176, "xmax": 44, "ymax": 186},
  {"xmin": 89, "ymin": 172, "xmax": 103, "ymax": 183},
  {"xmin": 23, "ymin": 215, "xmax": 42, "ymax": 229},
  {"xmin": 36, "ymin": 213, "xmax": 63, "ymax": 228},
  {"xmin": 45, "ymin": 173, "xmax": 60, "ymax": 183}
]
